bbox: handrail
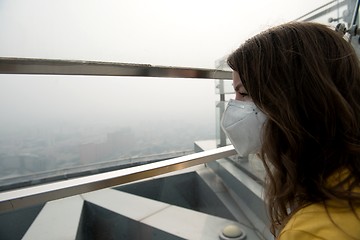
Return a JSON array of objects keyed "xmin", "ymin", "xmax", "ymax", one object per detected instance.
[
  {"xmin": 0, "ymin": 150, "xmax": 195, "ymax": 192},
  {"xmin": 0, "ymin": 145, "xmax": 237, "ymax": 213},
  {"xmin": 0, "ymin": 57, "xmax": 232, "ymax": 79}
]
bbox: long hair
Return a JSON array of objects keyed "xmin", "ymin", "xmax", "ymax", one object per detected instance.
[{"xmin": 227, "ymin": 21, "xmax": 360, "ymax": 234}]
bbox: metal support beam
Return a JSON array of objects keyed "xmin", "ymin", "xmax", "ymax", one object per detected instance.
[{"xmin": 0, "ymin": 57, "xmax": 232, "ymax": 80}]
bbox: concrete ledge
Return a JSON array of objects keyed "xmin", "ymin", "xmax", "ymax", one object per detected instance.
[
  {"xmin": 83, "ymin": 188, "xmax": 241, "ymax": 240},
  {"xmin": 22, "ymin": 195, "xmax": 83, "ymax": 240}
]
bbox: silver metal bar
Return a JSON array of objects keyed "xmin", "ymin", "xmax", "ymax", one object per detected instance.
[
  {"xmin": 347, "ymin": 0, "xmax": 360, "ymax": 42},
  {"xmin": 295, "ymin": 0, "xmax": 346, "ymax": 22},
  {"xmin": 0, "ymin": 57, "xmax": 232, "ymax": 80},
  {"xmin": 0, "ymin": 150, "xmax": 195, "ymax": 192},
  {"xmin": 0, "ymin": 145, "xmax": 236, "ymax": 213},
  {"xmin": 351, "ymin": 0, "xmax": 360, "ymax": 25}
]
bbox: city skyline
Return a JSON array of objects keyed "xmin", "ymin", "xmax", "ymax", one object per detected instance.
[{"xmin": 0, "ymin": 113, "xmax": 216, "ymax": 183}]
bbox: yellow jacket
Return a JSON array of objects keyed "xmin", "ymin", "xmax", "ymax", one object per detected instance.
[
  {"xmin": 278, "ymin": 202, "xmax": 360, "ymax": 239},
  {"xmin": 279, "ymin": 169, "xmax": 360, "ymax": 239}
]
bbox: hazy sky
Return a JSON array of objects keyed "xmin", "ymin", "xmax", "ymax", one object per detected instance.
[
  {"xmin": 0, "ymin": 0, "xmax": 331, "ymax": 67},
  {"xmin": 0, "ymin": 0, "xmax": 333, "ymax": 135}
]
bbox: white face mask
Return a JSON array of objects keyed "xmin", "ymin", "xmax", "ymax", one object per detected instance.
[{"xmin": 221, "ymin": 99, "xmax": 266, "ymax": 157}]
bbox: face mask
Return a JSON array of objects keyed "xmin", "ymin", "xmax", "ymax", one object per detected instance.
[{"xmin": 221, "ymin": 99, "xmax": 266, "ymax": 157}]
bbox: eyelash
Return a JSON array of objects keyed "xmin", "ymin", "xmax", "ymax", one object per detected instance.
[{"xmin": 239, "ymin": 92, "xmax": 249, "ymax": 97}]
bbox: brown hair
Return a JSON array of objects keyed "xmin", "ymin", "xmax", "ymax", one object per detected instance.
[{"xmin": 227, "ymin": 21, "xmax": 360, "ymax": 235}]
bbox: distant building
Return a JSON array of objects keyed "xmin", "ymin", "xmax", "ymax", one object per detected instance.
[{"xmin": 79, "ymin": 128, "xmax": 136, "ymax": 164}]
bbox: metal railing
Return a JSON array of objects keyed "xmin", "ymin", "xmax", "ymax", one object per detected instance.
[
  {"xmin": 0, "ymin": 57, "xmax": 235, "ymax": 213},
  {"xmin": 0, "ymin": 145, "xmax": 236, "ymax": 212},
  {"xmin": 0, "ymin": 57, "xmax": 232, "ymax": 79},
  {"xmin": 295, "ymin": 0, "xmax": 348, "ymax": 22}
]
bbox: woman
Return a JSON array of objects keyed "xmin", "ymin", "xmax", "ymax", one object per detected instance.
[{"xmin": 222, "ymin": 22, "xmax": 360, "ymax": 239}]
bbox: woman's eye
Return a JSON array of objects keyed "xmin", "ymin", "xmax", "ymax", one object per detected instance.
[{"xmin": 239, "ymin": 92, "xmax": 248, "ymax": 97}]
